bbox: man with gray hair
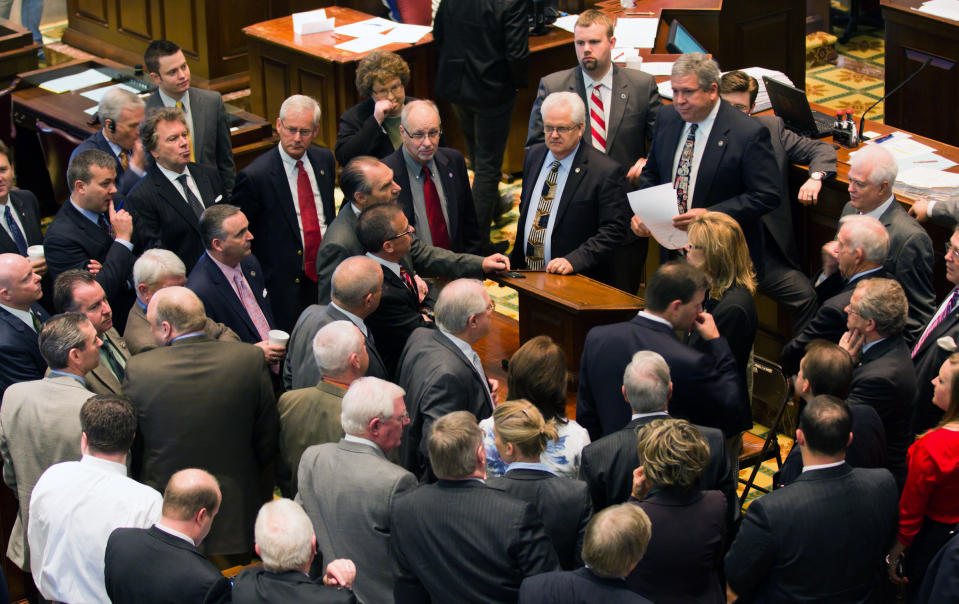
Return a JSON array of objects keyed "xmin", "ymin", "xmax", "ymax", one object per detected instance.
[
  {"xmin": 0, "ymin": 313, "xmax": 97, "ymax": 581},
  {"xmin": 633, "ymin": 52, "xmax": 779, "ymax": 274},
  {"xmin": 579, "ymin": 350, "xmax": 736, "ymax": 521},
  {"xmin": 233, "ymin": 94, "xmax": 336, "ymax": 333},
  {"xmin": 510, "ymin": 90, "xmax": 630, "ymax": 288},
  {"xmin": 840, "ymin": 277, "xmax": 915, "ymax": 487},
  {"xmin": 277, "ymin": 320, "xmax": 368, "ymax": 495},
  {"xmin": 396, "ymin": 278, "xmax": 497, "ymax": 479},
  {"xmin": 297, "ymin": 376, "xmax": 415, "ymax": 604},
  {"xmin": 125, "ymin": 248, "xmax": 239, "ymax": 354},
  {"xmin": 782, "ymin": 214, "xmax": 892, "ymax": 375},
  {"xmin": 285, "ymin": 255, "xmax": 387, "ymax": 390},
  {"xmin": 382, "ymin": 99, "xmax": 481, "ymax": 253},
  {"xmin": 71, "ymin": 87, "xmax": 146, "ymax": 196},
  {"xmin": 231, "ymin": 498, "xmax": 357, "ymax": 603}
]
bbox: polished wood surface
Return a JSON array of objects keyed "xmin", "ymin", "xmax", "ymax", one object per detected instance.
[
  {"xmin": 0, "ymin": 19, "xmax": 38, "ymax": 85},
  {"xmin": 881, "ymin": 0, "xmax": 959, "ymax": 146}
]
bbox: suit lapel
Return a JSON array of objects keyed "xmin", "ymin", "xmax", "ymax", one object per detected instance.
[
  {"xmin": 656, "ymin": 110, "xmax": 685, "ymax": 181},
  {"xmin": 573, "ymin": 70, "xmax": 591, "ymax": 146},
  {"xmin": 306, "ymin": 148, "xmax": 333, "ymax": 224},
  {"xmin": 692, "ymin": 105, "xmax": 731, "ymax": 209},
  {"xmin": 383, "ymin": 266, "xmax": 418, "ymax": 307},
  {"xmin": 517, "ymin": 145, "xmax": 549, "ymax": 231},
  {"xmin": 431, "ymin": 330, "xmax": 493, "ymax": 415},
  {"xmin": 187, "ymin": 89, "xmax": 207, "ymax": 155},
  {"xmin": 605, "ymin": 66, "xmax": 628, "ymax": 152},
  {"xmin": 269, "ymin": 148, "xmax": 302, "ymax": 242},
  {"xmin": 65, "ymin": 202, "xmax": 111, "ymax": 249},
  {"xmin": 154, "ymin": 166, "xmax": 203, "ymax": 235},
  {"xmin": 434, "ymin": 151, "xmax": 459, "ymax": 241},
  {"xmin": 241, "ymin": 257, "xmax": 272, "ymax": 326},
  {"xmin": 10, "ymin": 191, "xmax": 41, "ymax": 244},
  {"xmin": 918, "ymin": 307, "xmax": 959, "ymax": 357},
  {"xmin": 204, "ymin": 255, "xmax": 260, "ymax": 338},
  {"xmin": 553, "ymin": 145, "xmax": 587, "ymax": 227}
]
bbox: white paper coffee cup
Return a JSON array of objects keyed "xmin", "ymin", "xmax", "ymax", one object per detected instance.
[
  {"xmin": 268, "ymin": 329, "xmax": 289, "ymax": 347},
  {"xmin": 27, "ymin": 245, "xmax": 43, "ymax": 261},
  {"xmin": 626, "ymin": 56, "xmax": 644, "ymax": 71}
]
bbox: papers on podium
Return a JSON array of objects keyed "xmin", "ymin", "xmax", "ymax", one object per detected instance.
[
  {"xmin": 292, "ymin": 9, "xmax": 334, "ymax": 35},
  {"xmin": 627, "ymin": 183, "xmax": 689, "ymax": 250}
]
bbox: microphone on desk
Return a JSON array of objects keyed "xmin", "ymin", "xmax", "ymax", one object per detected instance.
[{"xmin": 858, "ymin": 56, "xmax": 933, "ymax": 142}]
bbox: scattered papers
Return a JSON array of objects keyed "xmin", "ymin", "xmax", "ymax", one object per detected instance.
[
  {"xmin": 79, "ymin": 82, "xmax": 141, "ymax": 103},
  {"xmin": 855, "ymin": 131, "xmax": 943, "ymax": 171},
  {"xmin": 898, "ymin": 152, "xmax": 958, "ymax": 172},
  {"xmin": 292, "ymin": 8, "xmax": 334, "ymax": 35},
  {"xmin": 39, "ymin": 69, "xmax": 112, "ymax": 94},
  {"xmin": 896, "ymin": 167, "xmax": 959, "ymax": 189},
  {"xmin": 638, "ymin": 62, "xmax": 674, "ymax": 76},
  {"xmin": 382, "ymin": 23, "xmax": 431, "ymax": 44},
  {"xmin": 553, "ymin": 14, "xmax": 579, "ymax": 33},
  {"xmin": 331, "ymin": 17, "xmax": 432, "ymax": 53},
  {"xmin": 613, "ymin": 18, "xmax": 658, "ymax": 49},
  {"xmin": 627, "ymin": 184, "xmax": 688, "ymax": 250},
  {"xmin": 335, "ymin": 36, "xmax": 394, "ymax": 53},
  {"xmin": 334, "ymin": 17, "xmax": 396, "ymax": 38},
  {"xmin": 917, "ymin": 0, "xmax": 959, "ymax": 21},
  {"xmin": 83, "ymin": 106, "xmax": 98, "ymax": 116},
  {"xmin": 612, "ymin": 48, "xmax": 640, "ymax": 61}
]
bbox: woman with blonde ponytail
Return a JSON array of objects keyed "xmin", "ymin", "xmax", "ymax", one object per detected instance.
[{"xmin": 487, "ymin": 400, "xmax": 593, "ymax": 570}]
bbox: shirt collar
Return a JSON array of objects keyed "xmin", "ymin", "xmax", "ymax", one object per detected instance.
[
  {"xmin": 156, "ymin": 162, "xmax": 189, "ymax": 184},
  {"xmin": 638, "ymin": 310, "xmax": 674, "ymax": 329},
  {"xmin": 440, "ymin": 329, "xmax": 475, "ymax": 360},
  {"xmin": 80, "ymin": 454, "xmax": 128, "ymax": 475},
  {"xmin": 0, "ymin": 301, "xmax": 34, "ymax": 324},
  {"xmin": 350, "ymin": 203, "xmax": 362, "ymax": 216},
  {"xmin": 695, "ymin": 97, "xmax": 722, "ymax": 129},
  {"xmin": 802, "ymin": 460, "xmax": 845, "ymax": 473},
  {"xmin": 505, "ymin": 461, "xmax": 556, "ymax": 475},
  {"xmin": 278, "ymin": 145, "xmax": 307, "ymax": 174},
  {"xmin": 545, "ymin": 145, "xmax": 579, "ymax": 172},
  {"xmin": 631, "ymin": 411, "xmax": 669, "ymax": 421},
  {"xmin": 861, "ymin": 336, "xmax": 886, "ymax": 355},
  {"xmin": 402, "ymin": 147, "xmax": 433, "ymax": 177},
  {"xmin": 209, "ymin": 252, "xmax": 242, "ymax": 274},
  {"xmin": 344, "ymin": 433, "xmax": 383, "ymax": 452},
  {"xmin": 848, "ymin": 265, "xmax": 884, "ymax": 283},
  {"xmin": 862, "ymin": 195, "xmax": 896, "ymax": 220},
  {"xmin": 154, "ymin": 523, "xmax": 196, "ymax": 546},
  {"xmin": 171, "ymin": 332, "xmax": 204, "ymax": 343},
  {"xmin": 104, "ymin": 137, "xmax": 124, "ymax": 157},
  {"xmin": 365, "ymin": 252, "xmax": 402, "ymax": 279},
  {"xmin": 158, "ymin": 87, "xmax": 187, "ymax": 107},
  {"xmin": 330, "ymin": 301, "xmax": 367, "ymax": 334},
  {"xmin": 48, "ymin": 369, "xmax": 86, "ymax": 386},
  {"xmin": 582, "ymin": 66, "xmax": 613, "ymax": 91},
  {"xmin": 69, "ymin": 198, "xmax": 104, "ymax": 226}
]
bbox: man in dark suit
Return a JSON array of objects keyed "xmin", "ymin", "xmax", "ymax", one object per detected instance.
[
  {"xmin": 633, "ymin": 54, "xmax": 779, "ymax": 275},
  {"xmin": 578, "ymin": 262, "xmax": 742, "ymax": 440},
  {"xmin": 840, "ymin": 277, "xmax": 916, "ymax": 488},
  {"xmin": 0, "ymin": 253, "xmax": 48, "ymax": 396},
  {"xmin": 840, "ymin": 143, "xmax": 935, "ymax": 346},
  {"xmin": 775, "ymin": 342, "xmax": 887, "ymax": 487},
  {"xmin": 433, "ymin": 0, "xmax": 528, "ymax": 253},
  {"xmin": 391, "ymin": 411, "xmax": 558, "ymax": 602},
  {"xmin": 579, "ymin": 350, "xmax": 737, "ymax": 523},
  {"xmin": 912, "ymin": 225, "xmax": 959, "ymax": 433},
  {"xmin": 720, "ymin": 71, "xmax": 835, "ymax": 331},
  {"xmin": 781, "ymin": 214, "xmax": 890, "ymax": 376},
  {"xmin": 122, "ymin": 286, "xmax": 278, "ymax": 560},
  {"xmin": 71, "ymin": 88, "xmax": 147, "ymax": 197},
  {"xmin": 725, "ymin": 396, "xmax": 898, "ymax": 602},
  {"xmin": 526, "ymin": 10, "xmax": 660, "ymax": 293},
  {"xmin": 519, "ymin": 504, "xmax": 654, "ymax": 604},
  {"xmin": 0, "ymin": 142, "xmax": 45, "ymax": 263},
  {"xmin": 512, "ymin": 91, "xmax": 629, "ymax": 287},
  {"xmin": 104, "ymin": 469, "xmax": 231, "ymax": 604},
  {"xmin": 383, "ymin": 100, "xmax": 481, "ymax": 254},
  {"xmin": 232, "ymin": 498, "xmax": 357, "ymax": 603},
  {"xmin": 127, "ymin": 107, "xmax": 223, "ymax": 273},
  {"xmin": 396, "ymin": 279, "xmax": 497, "ymax": 479},
  {"xmin": 144, "ymin": 40, "xmax": 234, "ymax": 196},
  {"xmin": 284, "ymin": 256, "xmax": 387, "ymax": 390},
  {"xmin": 233, "ymin": 95, "xmax": 336, "ymax": 332},
  {"xmin": 45, "ymin": 149, "xmax": 137, "ymax": 333},
  {"xmin": 917, "ymin": 531, "xmax": 959, "ymax": 603},
  {"xmin": 186, "ymin": 204, "xmax": 285, "ymax": 365}
]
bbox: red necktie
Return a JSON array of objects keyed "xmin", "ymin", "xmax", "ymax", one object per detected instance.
[
  {"xmin": 399, "ymin": 266, "xmax": 418, "ymax": 299},
  {"xmin": 421, "ymin": 167, "xmax": 451, "ymax": 250},
  {"xmin": 590, "ymin": 83, "xmax": 606, "ymax": 152},
  {"xmin": 296, "ymin": 160, "xmax": 321, "ymax": 281}
]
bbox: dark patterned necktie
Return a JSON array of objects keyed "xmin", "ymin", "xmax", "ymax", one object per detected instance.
[
  {"xmin": 674, "ymin": 124, "xmax": 698, "ymax": 214},
  {"xmin": 525, "ymin": 160, "xmax": 561, "ymax": 270}
]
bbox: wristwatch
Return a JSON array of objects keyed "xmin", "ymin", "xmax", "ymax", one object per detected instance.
[{"xmin": 810, "ymin": 171, "xmax": 825, "ymax": 181}]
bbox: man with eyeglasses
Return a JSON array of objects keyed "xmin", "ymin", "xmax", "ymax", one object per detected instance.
[
  {"xmin": 511, "ymin": 91, "xmax": 629, "ymax": 287},
  {"xmin": 382, "ymin": 100, "xmax": 482, "ymax": 255},
  {"xmin": 233, "ymin": 94, "xmax": 336, "ymax": 333}
]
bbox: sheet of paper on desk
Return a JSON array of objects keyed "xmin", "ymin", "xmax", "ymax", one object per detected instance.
[
  {"xmin": 334, "ymin": 17, "xmax": 395, "ymax": 38},
  {"xmin": 613, "ymin": 18, "xmax": 657, "ymax": 49},
  {"xmin": 627, "ymin": 184, "xmax": 688, "ymax": 250},
  {"xmin": 382, "ymin": 23, "xmax": 432, "ymax": 44},
  {"xmin": 335, "ymin": 36, "xmax": 393, "ymax": 54},
  {"xmin": 855, "ymin": 132, "xmax": 936, "ymax": 161},
  {"xmin": 553, "ymin": 14, "xmax": 579, "ymax": 33},
  {"xmin": 639, "ymin": 62, "xmax": 674, "ymax": 76},
  {"xmin": 39, "ymin": 69, "xmax": 112, "ymax": 94},
  {"xmin": 918, "ymin": 0, "xmax": 959, "ymax": 21},
  {"xmin": 897, "ymin": 167, "xmax": 959, "ymax": 189},
  {"xmin": 79, "ymin": 82, "xmax": 140, "ymax": 103},
  {"xmin": 898, "ymin": 152, "xmax": 958, "ymax": 172},
  {"xmin": 292, "ymin": 8, "xmax": 334, "ymax": 34}
]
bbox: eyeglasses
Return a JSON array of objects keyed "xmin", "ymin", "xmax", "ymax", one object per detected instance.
[
  {"xmin": 279, "ymin": 121, "xmax": 315, "ymax": 138},
  {"xmin": 405, "ymin": 129, "xmax": 442, "ymax": 141},
  {"xmin": 948, "ymin": 245, "xmax": 959, "ymax": 261},
  {"xmin": 847, "ymin": 306, "xmax": 861, "ymax": 316},
  {"xmin": 387, "ymin": 226, "xmax": 414, "ymax": 241},
  {"xmin": 372, "ymin": 82, "xmax": 404, "ymax": 97},
  {"xmin": 487, "ymin": 300, "xmax": 496, "ymax": 312},
  {"xmin": 544, "ymin": 125, "xmax": 577, "ymax": 135}
]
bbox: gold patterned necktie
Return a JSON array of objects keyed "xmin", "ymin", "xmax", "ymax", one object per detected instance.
[{"xmin": 525, "ymin": 160, "xmax": 562, "ymax": 270}]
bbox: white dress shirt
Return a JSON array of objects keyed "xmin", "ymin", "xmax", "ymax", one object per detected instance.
[
  {"xmin": 582, "ymin": 67, "xmax": 613, "ymax": 134},
  {"xmin": 28, "ymin": 455, "xmax": 162, "ymax": 603},
  {"xmin": 522, "ymin": 146, "xmax": 578, "ymax": 263},
  {"xmin": 156, "ymin": 163, "xmax": 205, "ymax": 210},
  {"xmin": 278, "ymin": 145, "xmax": 329, "ymax": 240}
]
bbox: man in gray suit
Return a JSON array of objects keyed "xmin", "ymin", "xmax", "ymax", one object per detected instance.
[
  {"xmin": 278, "ymin": 321, "xmax": 367, "ymax": 496},
  {"xmin": 144, "ymin": 40, "xmax": 234, "ymax": 196},
  {"xmin": 0, "ymin": 313, "xmax": 98, "ymax": 577},
  {"xmin": 297, "ymin": 377, "xmax": 415, "ymax": 604},
  {"xmin": 53, "ymin": 269, "xmax": 131, "ymax": 395},
  {"xmin": 397, "ymin": 278, "xmax": 496, "ymax": 479},
  {"xmin": 285, "ymin": 255, "xmax": 387, "ymax": 390}
]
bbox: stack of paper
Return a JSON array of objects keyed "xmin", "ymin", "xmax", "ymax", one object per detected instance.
[
  {"xmin": 613, "ymin": 18, "xmax": 658, "ymax": 49},
  {"xmin": 39, "ymin": 69, "xmax": 112, "ymax": 94},
  {"xmin": 332, "ymin": 17, "xmax": 431, "ymax": 53},
  {"xmin": 918, "ymin": 0, "xmax": 959, "ymax": 21},
  {"xmin": 292, "ymin": 9, "xmax": 334, "ymax": 35}
]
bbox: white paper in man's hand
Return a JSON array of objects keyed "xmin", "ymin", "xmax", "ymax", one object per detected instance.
[{"xmin": 627, "ymin": 184, "xmax": 689, "ymax": 250}]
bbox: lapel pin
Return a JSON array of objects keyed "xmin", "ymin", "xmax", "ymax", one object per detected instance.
[
  {"xmin": 574, "ymin": 167, "xmax": 581, "ymax": 174},
  {"xmin": 262, "ymin": 289, "xmax": 268, "ymax": 298},
  {"xmin": 320, "ymin": 170, "xmax": 325, "ymax": 176},
  {"xmin": 620, "ymin": 93, "xmax": 627, "ymax": 99},
  {"xmin": 251, "ymin": 270, "xmax": 256, "ymax": 277},
  {"xmin": 718, "ymin": 140, "xmax": 725, "ymax": 147},
  {"xmin": 448, "ymin": 172, "xmax": 453, "ymax": 179}
]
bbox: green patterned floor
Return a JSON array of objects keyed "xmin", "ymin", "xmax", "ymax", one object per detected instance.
[{"xmin": 806, "ymin": 25, "xmax": 886, "ymax": 121}]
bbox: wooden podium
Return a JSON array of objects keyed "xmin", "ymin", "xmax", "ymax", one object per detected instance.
[{"xmin": 492, "ymin": 272, "xmax": 644, "ymax": 388}]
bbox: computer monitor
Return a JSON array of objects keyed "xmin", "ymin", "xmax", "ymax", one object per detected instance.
[
  {"xmin": 666, "ymin": 19, "xmax": 708, "ymax": 54},
  {"xmin": 529, "ymin": 0, "xmax": 558, "ymax": 36}
]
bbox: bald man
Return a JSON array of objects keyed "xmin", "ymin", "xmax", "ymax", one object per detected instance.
[{"xmin": 0, "ymin": 253, "xmax": 48, "ymax": 396}]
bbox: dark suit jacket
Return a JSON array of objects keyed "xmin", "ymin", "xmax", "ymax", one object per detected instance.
[
  {"xmin": 126, "ymin": 162, "xmax": 223, "ymax": 272},
  {"xmin": 488, "ymin": 468, "xmax": 592, "ymax": 570},
  {"xmin": 384, "ymin": 147, "xmax": 482, "ymax": 254},
  {"xmin": 726, "ymin": 463, "xmax": 898, "ymax": 603},
  {"xmin": 396, "ymin": 327, "xmax": 494, "ymax": 478},
  {"xmin": 232, "ymin": 568, "xmax": 357, "ymax": 604},
  {"xmin": 510, "ymin": 143, "xmax": 629, "ymax": 284},
  {"xmin": 186, "ymin": 252, "xmax": 277, "ymax": 345},
  {"xmin": 433, "ymin": 0, "xmax": 528, "ymax": 106},
  {"xmin": 122, "ymin": 335, "xmax": 278, "ymax": 555},
  {"xmin": 282, "ymin": 303, "xmax": 389, "ymax": 390},
  {"xmin": 0, "ymin": 190, "xmax": 43, "ymax": 253},
  {"xmin": 520, "ymin": 567, "xmax": 652, "ymax": 604},
  {"xmin": 578, "ymin": 414, "xmax": 738, "ymax": 526},
  {"xmin": 526, "ymin": 65, "xmax": 661, "ymax": 169},
  {"xmin": 71, "ymin": 130, "xmax": 143, "ymax": 196},
  {"xmin": 912, "ymin": 296, "xmax": 959, "ymax": 433},
  {"xmin": 780, "ymin": 268, "xmax": 890, "ymax": 377},
  {"xmin": 145, "ymin": 87, "xmax": 235, "ymax": 196},
  {"xmin": 638, "ymin": 101, "xmax": 780, "ymax": 274},
  {"xmin": 233, "ymin": 145, "xmax": 336, "ymax": 332},
  {"xmin": 391, "ymin": 479, "xmax": 559, "ymax": 603},
  {"xmin": 917, "ymin": 530, "xmax": 959, "ymax": 603},
  {"xmin": 335, "ymin": 97, "xmax": 399, "ymax": 165},
  {"xmin": 841, "ymin": 200, "xmax": 935, "ymax": 346},
  {"xmin": 846, "ymin": 336, "xmax": 916, "ymax": 485},
  {"xmin": 0, "ymin": 304, "xmax": 48, "ymax": 397},
  {"xmin": 367, "ymin": 266, "xmax": 433, "ymax": 379},
  {"xmin": 104, "ymin": 526, "xmax": 232, "ymax": 604},
  {"xmin": 44, "ymin": 200, "xmax": 136, "ymax": 332},
  {"xmin": 577, "ymin": 315, "xmax": 742, "ymax": 439}
]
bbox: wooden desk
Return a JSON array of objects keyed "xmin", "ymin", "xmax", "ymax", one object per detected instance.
[
  {"xmin": 0, "ymin": 19, "xmax": 38, "ymax": 85},
  {"xmin": 881, "ymin": 0, "xmax": 959, "ymax": 147}
]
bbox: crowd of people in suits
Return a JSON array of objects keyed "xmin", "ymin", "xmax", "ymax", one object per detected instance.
[{"xmin": 0, "ymin": 3, "xmax": 958, "ymax": 601}]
